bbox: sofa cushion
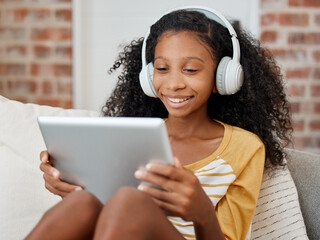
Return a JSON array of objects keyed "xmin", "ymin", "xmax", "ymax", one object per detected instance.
[
  {"xmin": 286, "ymin": 148, "xmax": 320, "ymax": 240},
  {"xmin": 251, "ymin": 166, "xmax": 308, "ymax": 239},
  {"xmin": 0, "ymin": 95, "xmax": 100, "ymax": 240}
]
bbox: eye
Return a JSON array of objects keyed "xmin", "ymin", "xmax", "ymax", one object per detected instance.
[
  {"xmin": 155, "ymin": 67, "xmax": 168, "ymax": 72},
  {"xmin": 184, "ymin": 69, "xmax": 198, "ymax": 73}
]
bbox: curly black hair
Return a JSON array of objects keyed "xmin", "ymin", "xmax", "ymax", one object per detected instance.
[{"xmin": 102, "ymin": 10, "xmax": 293, "ymax": 169}]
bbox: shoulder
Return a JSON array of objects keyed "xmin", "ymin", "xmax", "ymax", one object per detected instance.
[
  {"xmin": 221, "ymin": 121, "xmax": 264, "ymax": 151},
  {"xmin": 219, "ymin": 121, "xmax": 266, "ymax": 176},
  {"xmin": 232, "ymin": 125, "xmax": 264, "ymax": 148}
]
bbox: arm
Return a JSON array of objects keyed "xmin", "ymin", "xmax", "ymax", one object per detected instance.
[
  {"xmin": 135, "ymin": 141, "xmax": 265, "ymax": 240},
  {"xmin": 193, "ymin": 207, "xmax": 225, "ymax": 240},
  {"xmin": 40, "ymin": 151, "xmax": 82, "ymax": 197},
  {"xmin": 135, "ymin": 158, "xmax": 225, "ymax": 240},
  {"xmin": 215, "ymin": 144, "xmax": 265, "ymax": 240}
]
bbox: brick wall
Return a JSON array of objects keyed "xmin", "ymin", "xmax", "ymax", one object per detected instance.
[
  {"xmin": 261, "ymin": 0, "xmax": 320, "ymax": 153},
  {"xmin": 0, "ymin": 0, "xmax": 72, "ymax": 108},
  {"xmin": 0, "ymin": 0, "xmax": 319, "ymax": 153}
]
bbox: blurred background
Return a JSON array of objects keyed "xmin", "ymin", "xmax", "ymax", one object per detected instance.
[{"xmin": 0, "ymin": 0, "xmax": 319, "ymax": 154}]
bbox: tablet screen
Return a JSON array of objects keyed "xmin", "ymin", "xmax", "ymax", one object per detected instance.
[{"xmin": 38, "ymin": 116, "xmax": 174, "ymax": 202}]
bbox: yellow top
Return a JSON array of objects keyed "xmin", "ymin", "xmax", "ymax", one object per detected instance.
[{"xmin": 168, "ymin": 121, "xmax": 265, "ymax": 240}]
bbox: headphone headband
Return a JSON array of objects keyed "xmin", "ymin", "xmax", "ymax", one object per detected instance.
[
  {"xmin": 141, "ymin": 6, "xmax": 241, "ymax": 67},
  {"xmin": 171, "ymin": 6, "xmax": 237, "ymax": 36}
]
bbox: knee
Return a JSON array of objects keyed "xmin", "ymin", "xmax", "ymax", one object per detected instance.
[
  {"xmin": 41, "ymin": 190, "xmax": 103, "ymax": 229},
  {"xmin": 64, "ymin": 190, "xmax": 103, "ymax": 214},
  {"xmin": 112, "ymin": 187, "xmax": 151, "ymax": 205},
  {"xmin": 113, "ymin": 186, "xmax": 143, "ymax": 198},
  {"xmin": 107, "ymin": 187, "xmax": 155, "ymax": 214},
  {"xmin": 93, "ymin": 188, "xmax": 156, "ymax": 238}
]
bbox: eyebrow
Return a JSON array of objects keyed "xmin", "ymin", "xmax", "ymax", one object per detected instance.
[
  {"xmin": 185, "ymin": 56, "xmax": 205, "ymax": 63},
  {"xmin": 154, "ymin": 56, "xmax": 205, "ymax": 63}
]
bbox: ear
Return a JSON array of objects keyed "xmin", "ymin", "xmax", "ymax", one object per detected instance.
[
  {"xmin": 212, "ymin": 79, "xmax": 218, "ymax": 93},
  {"xmin": 212, "ymin": 86, "xmax": 218, "ymax": 93}
]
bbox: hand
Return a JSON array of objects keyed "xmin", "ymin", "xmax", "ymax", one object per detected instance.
[
  {"xmin": 134, "ymin": 158, "xmax": 215, "ymax": 225},
  {"xmin": 40, "ymin": 151, "xmax": 83, "ymax": 198}
]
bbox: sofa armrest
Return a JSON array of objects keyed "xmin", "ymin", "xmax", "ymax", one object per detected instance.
[{"xmin": 285, "ymin": 148, "xmax": 320, "ymax": 240}]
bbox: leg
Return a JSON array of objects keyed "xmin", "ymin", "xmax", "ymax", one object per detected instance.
[
  {"xmin": 93, "ymin": 187, "xmax": 185, "ymax": 240},
  {"xmin": 26, "ymin": 190, "xmax": 103, "ymax": 240}
]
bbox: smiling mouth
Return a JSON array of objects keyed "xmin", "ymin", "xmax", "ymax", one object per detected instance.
[{"xmin": 167, "ymin": 96, "xmax": 193, "ymax": 103}]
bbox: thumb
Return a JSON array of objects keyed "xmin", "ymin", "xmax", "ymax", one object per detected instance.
[
  {"xmin": 174, "ymin": 157, "xmax": 183, "ymax": 168},
  {"xmin": 40, "ymin": 150, "xmax": 49, "ymax": 163}
]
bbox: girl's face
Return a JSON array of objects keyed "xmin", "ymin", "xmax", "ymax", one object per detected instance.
[{"xmin": 153, "ymin": 31, "xmax": 217, "ymax": 119}]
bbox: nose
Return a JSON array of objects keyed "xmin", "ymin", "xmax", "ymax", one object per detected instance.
[{"xmin": 166, "ymin": 70, "xmax": 186, "ymax": 91}]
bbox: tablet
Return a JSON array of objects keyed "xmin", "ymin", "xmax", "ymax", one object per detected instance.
[{"xmin": 37, "ymin": 116, "xmax": 174, "ymax": 203}]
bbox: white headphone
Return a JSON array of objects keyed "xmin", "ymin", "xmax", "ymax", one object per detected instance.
[{"xmin": 139, "ymin": 6, "xmax": 244, "ymax": 97}]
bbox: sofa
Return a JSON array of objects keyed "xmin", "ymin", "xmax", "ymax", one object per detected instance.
[{"xmin": 0, "ymin": 95, "xmax": 319, "ymax": 240}]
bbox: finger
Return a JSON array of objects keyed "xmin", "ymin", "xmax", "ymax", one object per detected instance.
[
  {"xmin": 174, "ymin": 157, "xmax": 183, "ymax": 169},
  {"xmin": 152, "ymin": 197, "xmax": 184, "ymax": 218},
  {"xmin": 40, "ymin": 162, "xmax": 60, "ymax": 179},
  {"xmin": 138, "ymin": 184, "xmax": 180, "ymax": 204},
  {"xmin": 135, "ymin": 169, "xmax": 180, "ymax": 192},
  {"xmin": 147, "ymin": 162, "xmax": 197, "ymax": 184},
  {"xmin": 43, "ymin": 173, "xmax": 83, "ymax": 193},
  {"xmin": 145, "ymin": 162, "xmax": 183, "ymax": 181},
  {"xmin": 44, "ymin": 181, "xmax": 68, "ymax": 197},
  {"xmin": 40, "ymin": 150, "xmax": 49, "ymax": 163}
]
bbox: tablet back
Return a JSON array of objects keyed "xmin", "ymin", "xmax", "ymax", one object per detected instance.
[{"xmin": 38, "ymin": 116, "xmax": 173, "ymax": 202}]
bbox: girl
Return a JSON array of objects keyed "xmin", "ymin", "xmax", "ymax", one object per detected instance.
[{"xmin": 27, "ymin": 6, "xmax": 292, "ymax": 240}]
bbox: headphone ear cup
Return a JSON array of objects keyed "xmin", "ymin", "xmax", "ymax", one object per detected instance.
[
  {"xmin": 226, "ymin": 60, "xmax": 244, "ymax": 95},
  {"xmin": 139, "ymin": 63, "xmax": 157, "ymax": 98},
  {"xmin": 147, "ymin": 62, "xmax": 154, "ymax": 82},
  {"xmin": 216, "ymin": 57, "xmax": 231, "ymax": 95},
  {"xmin": 216, "ymin": 57, "xmax": 244, "ymax": 95}
]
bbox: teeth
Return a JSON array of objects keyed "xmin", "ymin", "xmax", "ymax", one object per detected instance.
[{"xmin": 167, "ymin": 97, "xmax": 190, "ymax": 103}]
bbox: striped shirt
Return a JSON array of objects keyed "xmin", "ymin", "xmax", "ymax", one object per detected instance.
[{"xmin": 168, "ymin": 121, "xmax": 265, "ymax": 240}]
